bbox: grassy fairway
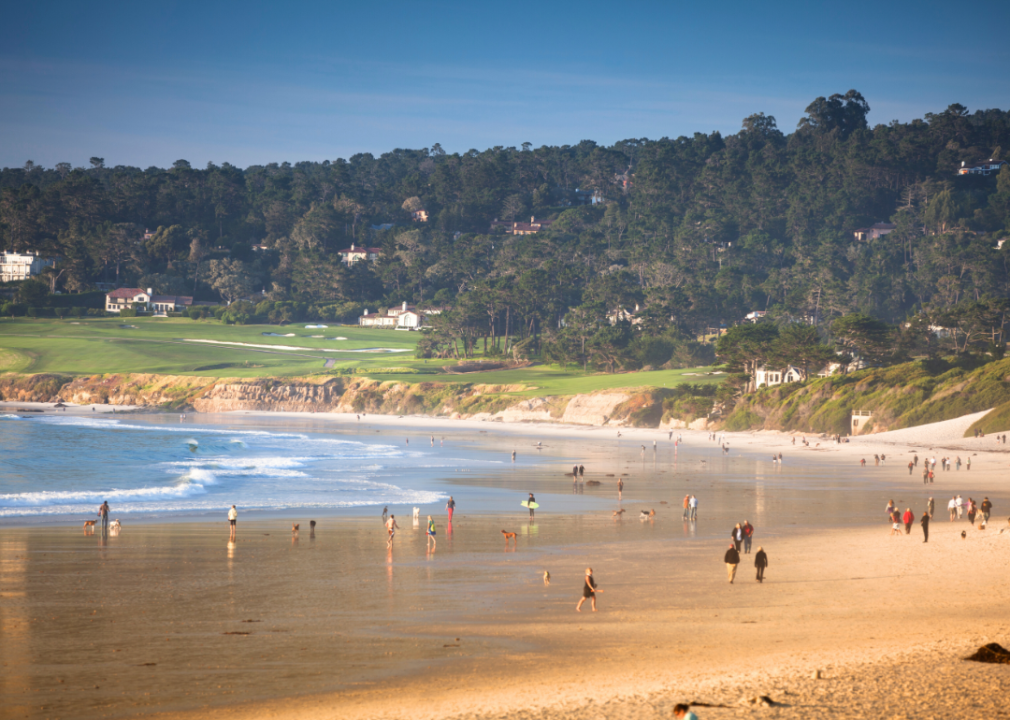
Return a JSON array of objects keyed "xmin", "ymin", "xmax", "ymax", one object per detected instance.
[{"xmin": 0, "ymin": 317, "xmax": 721, "ymax": 393}]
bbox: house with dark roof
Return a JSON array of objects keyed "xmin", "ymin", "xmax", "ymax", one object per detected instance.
[{"xmin": 958, "ymin": 159, "xmax": 1008, "ymax": 176}]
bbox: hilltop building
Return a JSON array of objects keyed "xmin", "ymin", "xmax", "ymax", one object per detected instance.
[{"xmin": 0, "ymin": 251, "xmax": 56, "ymax": 282}]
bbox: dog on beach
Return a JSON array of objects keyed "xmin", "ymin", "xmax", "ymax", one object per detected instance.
[
  {"xmin": 83, "ymin": 520, "xmax": 96, "ymax": 529},
  {"xmin": 501, "ymin": 530, "xmax": 517, "ymax": 547},
  {"xmin": 640, "ymin": 509, "xmax": 656, "ymax": 518},
  {"xmin": 292, "ymin": 523, "xmax": 300, "ymax": 533},
  {"xmin": 412, "ymin": 507, "xmax": 420, "ymax": 521},
  {"xmin": 110, "ymin": 519, "xmax": 121, "ymax": 532},
  {"xmin": 612, "ymin": 509, "xmax": 625, "ymax": 517},
  {"xmin": 961, "ymin": 530, "xmax": 967, "ymax": 539},
  {"xmin": 543, "ymin": 570, "xmax": 550, "ymax": 586}
]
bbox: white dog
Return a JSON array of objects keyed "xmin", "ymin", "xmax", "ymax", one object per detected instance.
[
  {"xmin": 412, "ymin": 507, "xmax": 420, "ymax": 521},
  {"xmin": 110, "ymin": 519, "xmax": 122, "ymax": 533}
]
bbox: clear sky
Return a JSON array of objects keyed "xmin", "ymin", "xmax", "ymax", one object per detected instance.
[{"xmin": 2, "ymin": 0, "xmax": 1008, "ymax": 169}]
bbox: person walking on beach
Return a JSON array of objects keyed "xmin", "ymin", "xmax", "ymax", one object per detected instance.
[
  {"xmin": 576, "ymin": 567, "xmax": 601, "ymax": 612},
  {"xmin": 617, "ymin": 477, "xmax": 624, "ymax": 500},
  {"xmin": 527, "ymin": 492, "xmax": 536, "ymax": 519},
  {"xmin": 956, "ymin": 456, "xmax": 961, "ymax": 470},
  {"xmin": 885, "ymin": 500, "xmax": 895, "ymax": 519},
  {"xmin": 981, "ymin": 497, "xmax": 993, "ymax": 524},
  {"xmin": 228, "ymin": 505, "xmax": 238, "ymax": 540},
  {"xmin": 889, "ymin": 510, "xmax": 902, "ymax": 536},
  {"xmin": 967, "ymin": 498, "xmax": 977, "ymax": 525},
  {"xmin": 902, "ymin": 508, "xmax": 914, "ymax": 535},
  {"xmin": 446, "ymin": 496, "xmax": 455, "ymax": 523},
  {"xmin": 682, "ymin": 494, "xmax": 690, "ymax": 520},
  {"xmin": 754, "ymin": 546, "xmax": 768, "ymax": 583},
  {"xmin": 98, "ymin": 501, "xmax": 110, "ymax": 533},
  {"xmin": 673, "ymin": 703, "xmax": 699, "ymax": 720},
  {"xmin": 385, "ymin": 515, "xmax": 400, "ymax": 549},
  {"xmin": 948, "ymin": 497, "xmax": 957, "ymax": 521},
  {"xmin": 725, "ymin": 543, "xmax": 740, "ymax": 583},
  {"xmin": 689, "ymin": 495, "xmax": 698, "ymax": 520},
  {"xmin": 426, "ymin": 515, "xmax": 436, "ymax": 550},
  {"xmin": 742, "ymin": 520, "xmax": 754, "ymax": 553},
  {"xmin": 579, "ymin": 464, "xmax": 585, "ymax": 479},
  {"xmin": 731, "ymin": 523, "xmax": 743, "ymax": 552},
  {"xmin": 921, "ymin": 466, "xmax": 929, "ymax": 484},
  {"xmin": 956, "ymin": 495, "xmax": 964, "ymax": 518},
  {"xmin": 927, "ymin": 497, "xmax": 934, "ymax": 519},
  {"xmin": 382, "ymin": 506, "xmax": 388, "ymax": 523},
  {"xmin": 967, "ymin": 457, "xmax": 971, "ymax": 470},
  {"xmin": 921, "ymin": 511, "xmax": 930, "ymax": 543},
  {"xmin": 908, "ymin": 460, "xmax": 914, "ymax": 476}
]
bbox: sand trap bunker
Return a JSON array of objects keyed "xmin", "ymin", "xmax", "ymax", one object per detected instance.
[
  {"xmin": 966, "ymin": 643, "xmax": 1010, "ymax": 664},
  {"xmin": 305, "ymin": 324, "xmax": 328, "ymax": 329},
  {"xmin": 184, "ymin": 339, "xmax": 409, "ymax": 353}
]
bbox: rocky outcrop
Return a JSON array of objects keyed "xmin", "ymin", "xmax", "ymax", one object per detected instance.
[
  {"xmin": 560, "ymin": 392, "xmax": 630, "ymax": 425},
  {"xmin": 0, "ymin": 372, "xmax": 674, "ymax": 429}
]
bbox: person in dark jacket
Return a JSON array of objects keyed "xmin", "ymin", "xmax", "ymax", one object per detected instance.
[
  {"xmin": 724, "ymin": 543, "xmax": 740, "ymax": 583},
  {"xmin": 980, "ymin": 497, "xmax": 993, "ymax": 524},
  {"xmin": 920, "ymin": 511, "xmax": 930, "ymax": 543},
  {"xmin": 754, "ymin": 547, "xmax": 768, "ymax": 582}
]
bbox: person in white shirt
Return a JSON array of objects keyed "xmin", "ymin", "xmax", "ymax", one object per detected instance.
[
  {"xmin": 228, "ymin": 505, "xmax": 238, "ymax": 539},
  {"xmin": 948, "ymin": 497, "xmax": 957, "ymax": 522}
]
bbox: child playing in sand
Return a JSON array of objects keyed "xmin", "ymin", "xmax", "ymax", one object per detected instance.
[{"xmin": 576, "ymin": 568, "xmax": 601, "ymax": 612}]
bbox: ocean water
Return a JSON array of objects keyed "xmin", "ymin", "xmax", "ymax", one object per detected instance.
[{"xmin": 0, "ymin": 413, "xmax": 524, "ymax": 519}]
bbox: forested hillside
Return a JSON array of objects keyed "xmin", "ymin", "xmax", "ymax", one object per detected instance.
[{"xmin": 3, "ymin": 90, "xmax": 1010, "ymax": 370}]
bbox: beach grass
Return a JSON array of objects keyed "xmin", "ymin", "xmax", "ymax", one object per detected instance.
[{"xmin": 0, "ymin": 317, "xmax": 719, "ymax": 393}]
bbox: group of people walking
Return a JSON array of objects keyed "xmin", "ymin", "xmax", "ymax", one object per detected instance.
[
  {"xmin": 681, "ymin": 494, "xmax": 698, "ymax": 520},
  {"xmin": 946, "ymin": 495, "xmax": 992, "ymax": 526}
]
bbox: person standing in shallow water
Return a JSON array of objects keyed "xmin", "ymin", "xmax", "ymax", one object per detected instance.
[
  {"xmin": 98, "ymin": 501, "xmax": 110, "ymax": 533},
  {"xmin": 575, "ymin": 567, "xmax": 601, "ymax": 612},
  {"xmin": 446, "ymin": 496, "xmax": 455, "ymax": 523},
  {"xmin": 754, "ymin": 546, "xmax": 768, "ymax": 582}
]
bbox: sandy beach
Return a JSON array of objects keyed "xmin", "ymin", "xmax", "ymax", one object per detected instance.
[{"xmin": 3, "ymin": 408, "xmax": 1010, "ymax": 719}]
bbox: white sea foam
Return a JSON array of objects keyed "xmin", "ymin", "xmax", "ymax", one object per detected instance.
[{"xmin": 0, "ymin": 482, "xmax": 208, "ymax": 508}]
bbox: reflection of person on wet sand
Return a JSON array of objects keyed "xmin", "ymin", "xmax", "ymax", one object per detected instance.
[
  {"xmin": 576, "ymin": 567, "xmax": 601, "ymax": 612},
  {"xmin": 385, "ymin": 515, "xmax": 400, "ymax": 548}
]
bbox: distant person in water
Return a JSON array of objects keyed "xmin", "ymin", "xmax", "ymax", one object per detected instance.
[
  {"xmin": 385, "ymin": 515, "xmax": 399, "ymax": 549},
  {"xmin": 511, "ymin": 450, "xmax": 516, "ymax": 462},
  {"xmin": 754, "ymin": 546, "xmax": 768, "ymax": 582},
  {"xmin": 527, "ymin": 492, "xmax": 536, "ymax": 519},
  {"xmin": 575, "ymin": 567, "xmax": 601, "ymax": 612}
]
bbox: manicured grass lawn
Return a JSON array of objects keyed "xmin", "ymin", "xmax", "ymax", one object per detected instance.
[{"xmin": 0, "ymin": 317, "xmax": 723, "ymax": 393}]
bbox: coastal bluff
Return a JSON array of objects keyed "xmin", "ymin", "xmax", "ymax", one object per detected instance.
[{"xmin": 0, "ymin": 372, "xmax": 667, "ymax": 428}]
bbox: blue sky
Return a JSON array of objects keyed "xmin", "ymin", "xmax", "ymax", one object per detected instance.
[{"xmin": 2, "ymin": 0, "xmax": 1008, "ymax": 169}]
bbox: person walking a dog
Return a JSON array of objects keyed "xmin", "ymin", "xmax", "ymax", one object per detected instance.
[
  {"xmin": 576, "ymin": 567, "xmax": 601, "ymax": 612},
  {"xmin": 98, "ymin": 501, "xmax": 110, "ymax": 533}
]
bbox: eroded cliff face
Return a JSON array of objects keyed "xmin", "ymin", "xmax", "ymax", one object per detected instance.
[{"xmin": 0, "ymin": 373, "xmax": 669, "ymax": 428}]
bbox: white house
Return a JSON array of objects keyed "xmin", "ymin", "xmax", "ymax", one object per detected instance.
[
  {"xmin": 338, "ymin": 244, "xmax": 382, "ymax": 265},
  {"xmin": 744, "ymin": 310, "xmax": 767, "ymax": 323},
  {"xmin": 754, "ymin": 365, "xmax": 805, "ymax": 389},
  {"xmin": 853, "ymin": 223, "xmax": 896, "ymax": 242},
  {"xmin": 0, "ymin": 251, "xmax": 55, "ymax": 282},
  {"xmin": 958, "ymin": 159, "xmax": 1008, "ymax": 176},
  {"xmin": 105, "ymin": 287, "xmax": 192, "ymax": 314},
  {"xmin": 359, "ymin": 301, "xmax": 444, "ymax": 329}
]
